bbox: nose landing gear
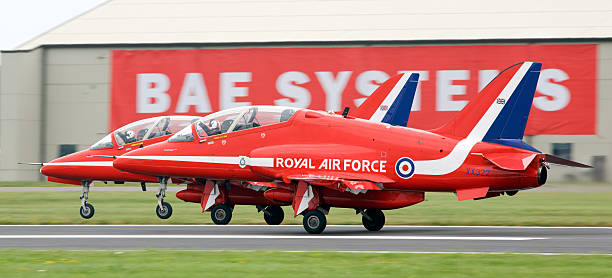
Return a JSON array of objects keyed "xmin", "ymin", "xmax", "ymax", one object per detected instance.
[
  {"xmin": 79, "ymin": 180, "xmax": 95, "ymax": 219},
  {"xmin": 155, "ymin": 177, "xmax": 173, "ymax": 219}
]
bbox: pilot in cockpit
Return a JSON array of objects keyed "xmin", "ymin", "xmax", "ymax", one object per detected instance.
[
  {"xmin": 198, "ymin": 119, "xmax": 221, "ymax": 137},
  {"xmin": 124, "ymin": 130, "xmax": 137, "ymax": 144}
]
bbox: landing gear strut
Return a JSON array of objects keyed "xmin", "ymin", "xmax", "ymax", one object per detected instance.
[
  {"xmin": 155, "ymin": 177, "xmax": 173, "ymax": 219},
  {"xmin": 360, "ymin": 209, "xmax": 385, "ymax": 231},
  {"xmin": 263, "ymin": 205, "xmax": 284, "ymax": 225},
  {"xmin": 303, "ymin": 210, "xmax": 326, "ymax": 234},
  {"xmin": 79, "ymin": 180, "xmax": 94, "ymax": 219}
]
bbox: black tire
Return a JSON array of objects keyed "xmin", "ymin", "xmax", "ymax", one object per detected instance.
[
  {"xmin": 156, "ymin": 202, "xmax": 173, "ymax": 219},
  {"xmin": 264, "ymin": 206, "xmax": 284, "ymax": 225},
  {"xmin": 303, "ymin": 210, "xmax": 326, "ymax": 234},
  {"xmin": 362, "ymin": 209, "xmax": 385, "ymax": 231},
  {"xmin": 80, "ymin": 203, "xmax": 95, "ymax": 219},
  {"xmin": 211, "ymin": 204, "xmax": 232, "ymax": 225}
]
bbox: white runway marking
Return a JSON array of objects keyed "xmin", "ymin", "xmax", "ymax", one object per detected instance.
[
  {"xmin": 0, "ymin": 235, "xmax": 545, "ymax": 241},
  {"xmin": 1, "ymin": 224, "xmax": 609, "ymax": 229}
]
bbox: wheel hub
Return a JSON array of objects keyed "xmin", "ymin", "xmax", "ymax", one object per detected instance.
[
  {"xmin": 215, "ymin": 209, "xmax": 226, "ymax": 220},
  {"xmin": 307, "ymin": 216, "xmax": 319, "ymax": 229}
]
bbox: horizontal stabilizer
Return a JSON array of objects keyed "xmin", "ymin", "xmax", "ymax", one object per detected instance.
[
  {"xmin": 545, "ymin": 154, "xmax": 593, "ymax": 168},
  {"xmin": 483, "ymin": 153, "xmax": 537, "ymax": 171},
  {"xmin": 456, "ymin": 187, "xmax": 490, "ymax": 201}
]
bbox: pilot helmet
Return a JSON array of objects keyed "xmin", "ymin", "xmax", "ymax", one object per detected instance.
[
  {"xmin": 209, "ymin": 120, "xmax": 219, "ymax": 130},
  {"xmin": 126, "ymin": 130, "xmax": 135, "ymax": 140}
]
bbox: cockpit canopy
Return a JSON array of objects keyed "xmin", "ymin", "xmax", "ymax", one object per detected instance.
[
  {"xmin": 169, "ymin": 106, "xmax": 297, "ymax": 142},
  {"xmin": 91, "ymin": 116, "xmax": 200, "ymax": 149}
]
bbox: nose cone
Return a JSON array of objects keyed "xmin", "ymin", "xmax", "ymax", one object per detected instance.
[
  {"xmin": 113, "ymin": 142, "xmax": 169, "ymax": 176},
  {"xmin": 113, "ymin": 150, "xmax": 147, "ymax": 175},
  {"xmin": 40, "ymin": 153, "xmax": 80, "ymax": 178},
  {"xmin": 40, "ymin": 160, "xmax": 57, "ymax": 177}
]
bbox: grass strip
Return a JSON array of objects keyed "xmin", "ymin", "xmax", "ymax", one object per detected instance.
[
  {"xmin": 0, "ymin": 191, "xmax": 610, "ymax": 226},
  {"xmin": 0, "ymin": 250, "xmax": 610, "ymax": 278}
]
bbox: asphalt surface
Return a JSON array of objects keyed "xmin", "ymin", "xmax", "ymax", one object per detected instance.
[{"xmin": 0, "ymin": 225, "xmax": 610, "ymax": 254}]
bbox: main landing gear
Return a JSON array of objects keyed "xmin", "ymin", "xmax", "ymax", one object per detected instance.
[
  {"xmin": 79, "ymin": 180, "xmax": 95, "ymax": 219},
  {"xmin": 155, "ymin": 177, "xmax": 173, "ymax": 219},
  {"xmin": 303, "ymin": 210, "xmax": 327, "ymax": 234},
  {"xmin": 292, "ymin": 182, "xmax": 388, "ymax": 234},
  {"xmin": 262, "ymin": 205, "xmax": 284, "ymax": 225},
  {"xmin": 359, "ymin": 209, "xmax": 385, "ymax": 231},
  {"xmin": 210, "ymin": 204, "xmax": 233, "ymax": 225},
  {"xmin": 300, "ymin": 208, "xmax": 386, "ymax": 234}
]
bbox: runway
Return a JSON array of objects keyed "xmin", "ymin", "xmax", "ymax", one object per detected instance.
[{"xmin": 0, "ymin": 225, "xmax": 610, "ymax": 254}]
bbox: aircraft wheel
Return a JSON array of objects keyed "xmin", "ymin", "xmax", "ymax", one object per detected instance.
[
  {"xmin": 303, "ymin": 210, "xmax": 326, "ymax": 234},
  {"xmin": 264, "ymin": 206, "xmax": 284, "ymax": 225},
  {"xmin": 362, "ymin": 209, "xmax": 385, "ymax": 231},
  {"xmin": 80, "ymin": 203, "xmax": 95, "ymax": 219},
  {"xmin": 211, "ymin": 204, "xmax": 232, "ymax": 225},
  {"xmin": 156, "ymin": 201, "xmax": 173, "ymax": 219}
]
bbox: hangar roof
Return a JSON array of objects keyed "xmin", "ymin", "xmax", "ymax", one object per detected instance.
[{"xmin": 17, "ymin": 0, "xmax": 612, "ymax": 50}]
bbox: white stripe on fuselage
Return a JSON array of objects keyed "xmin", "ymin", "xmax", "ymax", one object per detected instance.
[
  {"xmin": 121, "ymin": 156, "xmax": 274, "ymax": 167},
  {"xmin": 413, "ymin": 62, "xmax": 533, "ymax": 175},
  {"xmin": 43, "ymin": 161, "xmax": 114, "ymax": 167},
  {"xmin": 368, "ymin": 73, "xmax": 411, "ymax": 122}
]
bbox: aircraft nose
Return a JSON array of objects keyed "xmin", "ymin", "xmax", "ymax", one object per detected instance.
[
  {"xmin": 113, "ymin": 146, "xmax": 161, "ymax": 175},
  {"xmin": 113, "ymin": 154, "xmax": 141, "ymax": 174},
  {"xmin": 40, "ymin": 159, "xmax": 60, "ymax": 177},
  {"xmin": 40, "ymin": 164, "xmax": 52, "ymax": 176}
]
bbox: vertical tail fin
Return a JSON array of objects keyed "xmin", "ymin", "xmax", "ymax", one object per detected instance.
[
  {"xmin": 433, "ymin": 62, "xmax": 542, "ymax": 143},
  {"xmin": 353, "ymin": 73, "xmax": 419, "ymax": 126}
]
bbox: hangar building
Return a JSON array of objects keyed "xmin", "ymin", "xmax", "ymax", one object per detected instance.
[{"xmin": 1, "ymin": 0, "xmax": 611, "ymax": 182}]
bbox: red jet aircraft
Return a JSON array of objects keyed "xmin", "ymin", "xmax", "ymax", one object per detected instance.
[
  {"xmin": 114, "ymin": 62, "xmax": 590, "ymax": 233},
  {"xmin": 34, "ymin": 73, "xmax": 420, "ymax": 223},
  {"xmin": 37, "ymin": 116, "xmax": 199, "ymax": 218}
]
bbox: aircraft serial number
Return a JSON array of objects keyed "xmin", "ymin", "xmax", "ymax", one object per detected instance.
[{"xmin": 466, "ymin": 168, "xmax": 490, "ymax": 176}]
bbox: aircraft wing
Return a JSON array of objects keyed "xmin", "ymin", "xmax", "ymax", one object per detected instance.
[{"xmin": 283, "ymin": 173, "xmax": 389, "ymax": 194}]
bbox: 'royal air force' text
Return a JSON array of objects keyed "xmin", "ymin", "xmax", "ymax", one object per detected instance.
[{"xmin": 275, "ymin": 158, "xmax": 386, "ymax": 173}]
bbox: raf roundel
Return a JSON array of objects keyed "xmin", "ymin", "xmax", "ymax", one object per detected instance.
[
  {"xmin": 395, "ymin": 157, "xmax": 415, "ymax": 179},
  {"xmin": 238, "ymin": 156, "xmax": 247, "ymax": 168}
]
